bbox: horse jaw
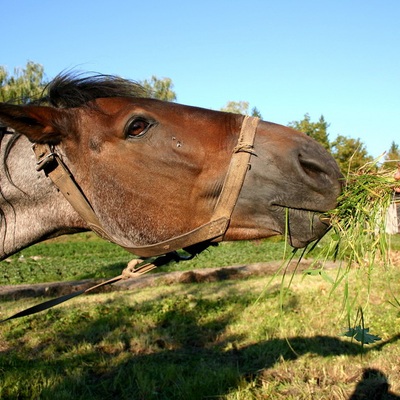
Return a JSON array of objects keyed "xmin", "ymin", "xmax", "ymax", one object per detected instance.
[{"xmin": 0, "ymin": 135, "xmax": 87, "ymax": 260}]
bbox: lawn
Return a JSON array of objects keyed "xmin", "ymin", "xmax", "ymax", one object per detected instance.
[
  {"xmin": 0, "ymin": 234, "xmax": 399, "ymax": 399},
  {"xmin": 0, "ymin": 233, "xmax": 290, "ymax": 285}
]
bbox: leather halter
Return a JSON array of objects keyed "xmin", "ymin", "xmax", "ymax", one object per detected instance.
[{"xmin": 32, "ymin": 116, "xmax": 259, "ymax": 258}]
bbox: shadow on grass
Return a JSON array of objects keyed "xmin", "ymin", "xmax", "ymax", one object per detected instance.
[
  {"xmin": 349, "ymin": 368, "xmax": 400, "ymax": 400},
  {"xmin": 1, "ymin": 293, "xmax": 400, "ymax": 400}
]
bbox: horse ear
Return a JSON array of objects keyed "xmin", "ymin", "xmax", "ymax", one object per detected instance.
[{"xmin": 0, "ymin": 103, "xmax": 67, "ymax": 144}]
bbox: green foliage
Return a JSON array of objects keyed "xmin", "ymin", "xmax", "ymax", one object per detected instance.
[
  {"xmin": 250, "ymin": 106, "xmax": 262, "ymax": 118},
  {"xmin": 342, "ymin": 306, "xmax": 381, "ymax": 346},
  {"xmin": 220, "ymin": 101, "xmax": 263, "ymax": 119},
  {"xmin": 221, "ymin": 100, "xmax": 250, "ymax": 115},
  {"xmin": 331, "ymin": 135, "xmax": 373, "ymax": 173},
  {"xmin": 0, "ymin": 61, "xmax": 47, "ymax": 103},
  {"xmin": 140, "ymin": 75, "xmax": 177, "ymax": 102},
  {"xmin": 342, "ymin": 326, "xmax": 381, "ymax": 345},
  {"xmin": 288, "ymin": 113, "xmax": 331, "ymax": 151},
  {"xmin": 287, "ymin": 114, "xmax": 375, "ymax": 173},
  {"xmin": 384, "ymin": 141, "xmax": 400, "ymax": 169}
]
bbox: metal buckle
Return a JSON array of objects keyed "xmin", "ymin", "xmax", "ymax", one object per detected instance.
[
  {"xmin": 36, "ymin": 152, "xmax": 57, "ymax": 171},
  {"xmin": 32, "ymin": 144, "xmax": 57, "ymax": 172}
]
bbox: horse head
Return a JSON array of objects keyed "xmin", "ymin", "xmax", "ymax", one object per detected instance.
[{"xmin": 0, "ymin": 74, "xmax": 342, "ymax": 258}]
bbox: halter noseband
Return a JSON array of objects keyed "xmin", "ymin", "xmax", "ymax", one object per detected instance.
[{"xmin": 32, "ymin": 115, "xmax": 259, "ymax": 258}]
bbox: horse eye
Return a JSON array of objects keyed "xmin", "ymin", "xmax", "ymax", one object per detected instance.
[{"xmin": 126, "ymin": 118, "xmax": 151, "ymax": 138}]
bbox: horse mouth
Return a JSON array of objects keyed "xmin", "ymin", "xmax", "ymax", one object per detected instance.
[{"xmin": 273, "ymin": 206, "xmax": 332, "ymax": 248}]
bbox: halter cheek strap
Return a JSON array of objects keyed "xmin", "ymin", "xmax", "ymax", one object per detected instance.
[{"xmin": 32, "ymin": 116, "xmax": 259, "ymax": 258}]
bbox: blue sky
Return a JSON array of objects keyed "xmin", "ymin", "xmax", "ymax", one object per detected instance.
[{"xmin": 2, "ymin": 0, "xmax": 399, "ymax": 157}]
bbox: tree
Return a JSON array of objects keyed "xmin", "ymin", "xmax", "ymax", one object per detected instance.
[
  {"xmin": 384, "ymin": 141, "xmax": 400, "ymax": 169},
  {"xmin": 250, "ymin": 106, "xmax": 262, "ymax": 119},
  {"xmin": 288, "ymin": 113, "xmax": 330, "ymax": 151},
  {"xmin": 221, "ymin": 100, "xmax": 249, "ymax": 115},
  {"xmin": 140, "ymin": 76, "xmax": 177, "ymax": 102},
  {"xmin": 221, "ymin": 101, "xmax": 263, "ymax": 118},
  {"xmin": 288, "ymin": 113, "xmax": 375, "ymax": 172},
  {"xmin": 330, "ymin": 135, "xmax": 373, "ymax": 173},
  {"xmin": 0, "ymin": 61, "xmax": 47, "ymax": 103}
]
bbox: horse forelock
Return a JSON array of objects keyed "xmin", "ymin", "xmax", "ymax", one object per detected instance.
[{"xmin": 39, "ymin": 73, "xmax": 150, "ymax": 109}]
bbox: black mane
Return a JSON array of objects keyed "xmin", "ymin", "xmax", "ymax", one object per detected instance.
[
  {"xmin": 39, "ymin": 73, "xmax": 149, "ymax": 108},
  {"xmin": 1, "ymin": 73, "xmax": 149, "ymax": 189}
]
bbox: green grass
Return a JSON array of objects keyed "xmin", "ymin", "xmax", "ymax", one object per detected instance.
[
  {"xmin": 0, "ymin": 233, "xmax": 288, "ymax": 285},
  {"xmin": 1, "ymin": 233, "xmax": 400, "ymax": 398},
  {"xmin": 0, "ymin": 264, "xmax": 399, "ymax": 399}
]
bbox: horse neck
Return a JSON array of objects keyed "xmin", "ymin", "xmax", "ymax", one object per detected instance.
[{"xmin": 0, "ymin": 134, "xmax": 86, "ymax": 260}]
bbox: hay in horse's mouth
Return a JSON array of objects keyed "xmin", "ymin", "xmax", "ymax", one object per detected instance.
[{"xmin": 314, "ymin": 163, "xmax": 399, "ymax": 267}]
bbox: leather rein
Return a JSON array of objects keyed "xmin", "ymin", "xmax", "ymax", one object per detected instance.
[
  {"xmin": 0, "ymin": 116, "xmax": 258, "ymax": 322},
  {"xmin": 32, "ymin": 115, "xmax": 259, "ymax": 258}
]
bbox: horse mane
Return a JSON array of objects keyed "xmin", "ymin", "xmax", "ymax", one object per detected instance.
[
  {"xmin": 38, "ymin": 72, "xmax": 150, "ymax": 108},
  {"xmin": 1, "ymin": 72, "xmax": 150, "ymax": 181}
]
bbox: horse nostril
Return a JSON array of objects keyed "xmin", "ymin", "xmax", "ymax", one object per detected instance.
[{"xmin": 299, "ymin": 156, "xmax": 328, "ymax": 182}]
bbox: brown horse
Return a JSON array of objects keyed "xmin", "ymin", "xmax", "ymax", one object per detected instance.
[{"xmin": 0, "ymin": 73, "xmax": 342, "ymax": 262}]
